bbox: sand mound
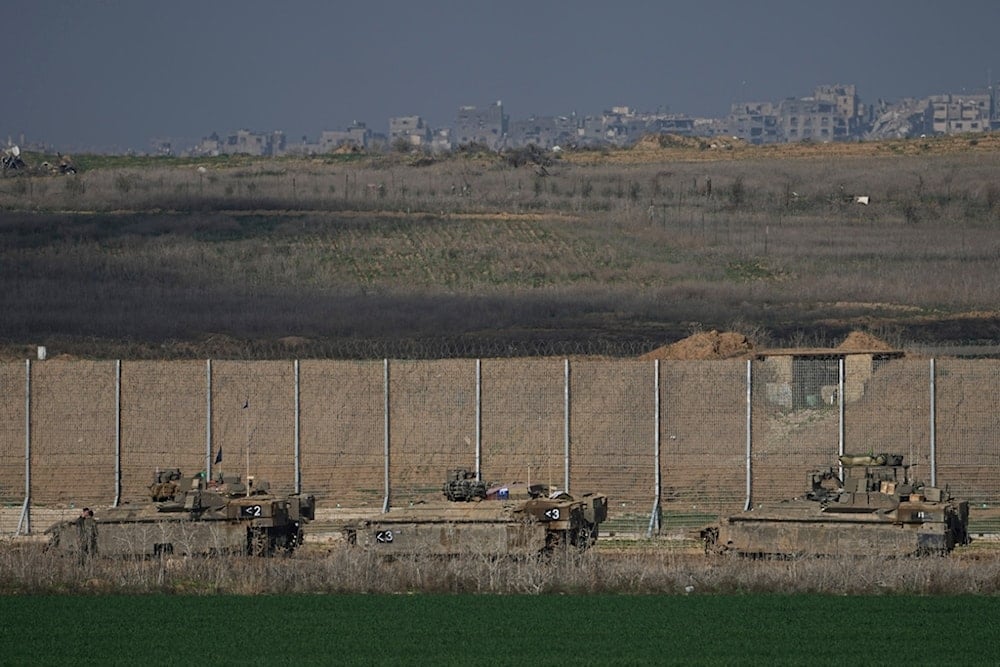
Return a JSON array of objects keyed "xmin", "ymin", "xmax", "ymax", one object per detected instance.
[
  {"xmin": 640, "ymin": 330, "xmax": 753, "ymax": 361},
  {"xmin": 837, "ymin": 331, "xmax": 894, "ymax": 352}
]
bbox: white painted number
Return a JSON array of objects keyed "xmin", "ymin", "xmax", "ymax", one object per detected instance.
[
  {"xmin": 242, "ymin": 505, "xmax": 262, "ymax": 518},
  {"xmin": 544, "ymin": 508, "xmax": 560, "ymax": 520},
  {"xmin": 376, "ymin": 530, "xmax": 394, "ymax": 543}
]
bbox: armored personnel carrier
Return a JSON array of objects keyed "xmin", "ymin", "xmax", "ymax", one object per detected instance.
[
  {"xmin": 701, "ymin": 454, "xmax": 969, "ymax": 557},
  {"xmin": 46, "ymin": 469, "xmax": 315, "ymax": 558},
  {"xmin": 343, "ymin": 469, "xmax": 608, "ymax": 556}
]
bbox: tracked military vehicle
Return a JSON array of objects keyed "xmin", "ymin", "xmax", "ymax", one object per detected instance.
[
  {"xmin": 701, "ymin": 453, "xmax": 969, "ymax": 557},
  {"xmin": 343, "ymin": 468, "xmax": 608, "ymax": 556},
  {"xmin": 46, "ymin": 469, "xmax": 315, "ymax": 558}
]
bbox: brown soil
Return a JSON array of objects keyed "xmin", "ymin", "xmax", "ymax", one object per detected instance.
[
  {"xmin": 639, "ymin": 329, "xmax": 895, "ymax": 361},
  {"xmin": 836, "ymin": 331, "xmax": 895, "ymax": 352},
  {"xmin": 639, "ymin": 330, "xmax": 754, "ymax": 360}
]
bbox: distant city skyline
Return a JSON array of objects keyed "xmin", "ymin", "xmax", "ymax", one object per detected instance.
[{"xmin": 5, "ymin": 0, "xmax": 999, "ymax": 152}]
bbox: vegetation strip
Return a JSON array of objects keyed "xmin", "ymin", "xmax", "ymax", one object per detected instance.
[{"xmin": 1, "ymin": 594, "xmax": 998, "ymax": 665}]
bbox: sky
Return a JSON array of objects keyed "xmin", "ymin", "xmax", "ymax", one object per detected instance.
[{"xmin": 5, "ymin": 0, "xmax": 1000, "ymax": 152}]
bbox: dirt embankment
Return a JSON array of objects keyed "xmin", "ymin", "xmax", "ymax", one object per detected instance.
[
  {"xmin": 640, "ymin": 330, "xmax": 754, "ymax": 360},
  {"xmin": 639, "ymin": 329, "xmax": 895, "ymax": 360},
  {"xmin": 836, "ymin": 331, "xmax": 894, "ymax": 352}
]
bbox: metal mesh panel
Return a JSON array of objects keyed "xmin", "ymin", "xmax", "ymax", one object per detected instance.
[
  {"xmin": 6, "ymin": 356, "xmax": 1000, "ymax": 537},
  {"xmin": 210, "ymin": 361, "xmax": 295, "ymax": 495},
  {"xmin": 480, "ymin": 358, "xmax": 564, "ymax": 492},
  {"xmin": 935, "ymin": 359, "xmax": 1000, "ymax": 504},
  {"xmin": 300, "ymin": 360, "xmax": 383, "ymax": 507},
  {"xmin": 121, "ymin": 361, "xmax": 206, "ymax": 502},
  {"xmin": 751, "ymin": 356, "xmax": 840, "ymax": 502},
  {"xmin": 0, "ymin": 363, "xmax": 26, "ymax": 504},
  {"xmin": 570, "ymin": 361, "xmax": 653, "ymax": 534},
  {"xmin": 389, "ymin": 359, "xmax": 476, "ymax": 503},
  {"xmin": 845, "ymin": 358, "xmax": 931, "ymax": 481},
  {"xmin": 30, "ymin": 361, "xmax": 116, "ymax": 505},
  {"xmin": 661, "ymin": 360, "xmax": 746, "ymax": 519}
]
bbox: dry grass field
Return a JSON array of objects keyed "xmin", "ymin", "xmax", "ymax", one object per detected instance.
[
  {"xmin": 3, "ymin": 534, "xmax": 1000, "ymax": 595},
  {"xmin": 1, "ymin": 133, "xmax": 999, "ymax": 360}
]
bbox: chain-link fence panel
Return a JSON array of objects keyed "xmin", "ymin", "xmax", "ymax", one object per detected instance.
[
  {"xmin": 661, "ymin": 360, "xmax": 746, "ymax": 525},
  {"xmin": 0, "ymin": 363, "xmax": 26, "ymax": 506},
  {"xmin": 751, "ymin": 356, "xmax": 841, "ymax": 502},
  {"xmin": 121, "ymin": 361, "xmax": 207, "ymax": 502},
  {"xmin": 845, "ymin": 358, "xmax": 931, "ymax": 482},
  {"xmin": 389, "ymin": 359, "xmax": 477, "ymax": 504},
  {"xmin": 30, "ymin": 361, "xmax": 116, "ymax": 505},
  {"xmin": 935, "ymin": 359, "xmax": 1000, "ymax": 505},
  {"xmin": 570, "ymin": 360, "xmax": 654, "ymax": 535},
  {"xmin": 300, "ymin": 360, "xmax": 383, "ymax": 507},
  {"xmin": 480, "ymin": 358, "xmax": 564, "ymax": 493},
  {"xmin": 210, "ymin": 361, "xmax": 296, "ymax": 495},
  {"xmin": 8, "ymin": 356, "xmax": 1000, "ymax": 538}
]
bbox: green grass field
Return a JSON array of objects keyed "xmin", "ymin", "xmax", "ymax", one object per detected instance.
[{"xmin": 2, "ymin": 594, "xmax": 998, "ymax": 665}]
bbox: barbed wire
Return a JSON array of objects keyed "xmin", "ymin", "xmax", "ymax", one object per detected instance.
[{"xmin": 236, "ymin": 336, "xmax": 661, "ymax": 360}]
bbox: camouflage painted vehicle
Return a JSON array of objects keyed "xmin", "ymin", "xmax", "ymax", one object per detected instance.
[
  {"xmin": 343, "ymin": 469, "xmax": 608, "ymax": 556},
  {"xmin": 46, "ymin": 469, "xmax": 315, "ymax": 558},
  {"xmin": 701, "ymin": 453, "xmax": 969, "ymax": 557}
]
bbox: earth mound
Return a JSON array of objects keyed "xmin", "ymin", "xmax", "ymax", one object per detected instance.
[
  {"xmin": 836, "ymin": 331, "xmax": 894, "ymax": 351},
  {"xmin": 640, "ymin": 330, "xmax": 753, "ymax": 360}
]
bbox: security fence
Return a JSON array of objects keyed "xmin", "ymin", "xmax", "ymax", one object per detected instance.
[{"xmin": 1, "ymin": 357, "xmax": 998, "ymax": 536}]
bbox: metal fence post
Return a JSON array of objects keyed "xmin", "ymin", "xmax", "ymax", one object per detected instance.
[
  {"xmin": 838, "ymin": 357, "xmax": 845, "ymax": 480},
  {"xmin": 294, "ymin": 359, "xmax": 301, "ymax": 495},
  {"xmin": 382, "ymin": 359, "xmax": 391, "ymax": 513},
  {"xmin": 114, "ymin": 360, "xmax": 121, "ymax": 507},
  {"xmin": 930, "ymin": 358, "xmax": 937, "ymax": 487},
  {"xmin": 838, "ymin": 358, "xmax": 845, "ymax": 455},
  {"xmin": 564, "ymin": 358, "xmax": 571, "ymax": 493},
  {"xmin": 475, "ymin": 359, "xmax": 482, "ymax": 481},
  {"xmin": 647, "ymin": 359, "xmax": 661, "ymax": 538},
  {"xmin": 206, "ymin": 359, "xmax": 213, "ymax": 481},
  {"xmin": 744, "ymin": 359, "xmax": 753, "ymax": 511},
  {"xmin": 16, "ymin": 359, "xmax": 31, "ymax": 535}
]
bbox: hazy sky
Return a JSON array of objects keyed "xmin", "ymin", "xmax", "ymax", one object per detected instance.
[{"xmin": 5, "ymin": 0, "xmax": 999, "ymax": 152}]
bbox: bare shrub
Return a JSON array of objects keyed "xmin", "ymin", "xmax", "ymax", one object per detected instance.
[
  {"xmin": 728, "ymin": 175, "xmax": 745, "ymax": 209},
  {"xmin": 64, "ymin": 176, "xmax": 86, "ymax": 197},
  {"xmin": 4, "ymin": 542, "xmax": 1000, "ymax": 596}
]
